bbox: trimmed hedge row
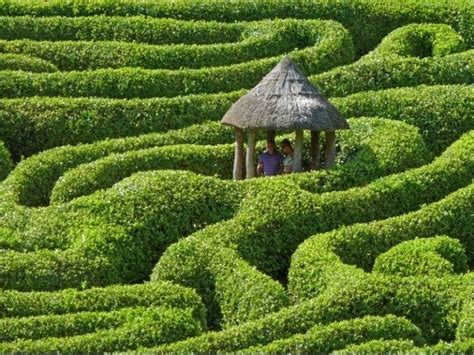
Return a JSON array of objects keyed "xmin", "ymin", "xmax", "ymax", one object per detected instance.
[
  {"xmin": 50, "ymin": 143, "xmax": 234, "ymax": 203},
  {"xmin": 149, "ymin": 253, "xmax": 471, "ymax": 351},
  {"xmin": 0, "ymin": 281, "xmax": 206, "ymax": 323},
  {"xmin": 1, "ymin": 84, "xmax": 471, "ymax": 161},
  {"xmin": 288, "ymin": 179, "xmax": 473, "ymax": 303},
  {"xmin": 0, "ymin": 170, "xmax": 243, "ymax": 291},
  {"xmin": 311, "ymin": 49, "xmax": 474, "ymax": 98},
  {"xmin": 243, "ymin": 315, "xmax": 422, "ymax": 353},
  {"xmin": 337, "ymin": 339, "xmax": 474, "ymax": 353},
  {"xmin": 0, "ymin": 121, "xmax": 233, "ymax": 208},
  {"xmin": 332, "ymin": 84, "xmax": 474, "ymax": 155},
  {"xmin": 0, "ymin": 306, "xmax": 202, "ymax": 352},
  {"xmin": 0, "ymin": 92, "xmax": 241, "ymax": 161},
  {"xmin": 151, "ymin": 132, "xmax": 473, "ymax": 326},
  {"xmin": 372, "ymin": 236, "xmax": 468, "ymax": 277},
  {"xmin": 0, "ymin": 53, "xmax": 57, "ymax": 72},
  {"xmin": 362, "ymin": 23, "xmax": 466, "ymax": 59},
  {"xmin": 0, "ymin": 16, "xmax": 244, "ymax": 44},
  {"xmin": 0, "ymin": 306, "xmax": 200, "ymax": 343},
  {"xmin": 50, "ymin": 118, "xmax": 430, "ymax": 204},
  {"xmin": 0, "ymin": 19, "xmax": 350, "ymax": 70},
  {"xmin": 457, "ymin": 296, "xmax": 474, "ymax": 340},
  {"xmin": 0, "ymin": 0, "xmax": 471, "ymax": 56},
  {"xmin": 0, "ymin": 140, "xmax": 11, "ymax": 180},
  {"xmin": 0, "ymin": 20, "xmax": 354, "ymax": 97}
]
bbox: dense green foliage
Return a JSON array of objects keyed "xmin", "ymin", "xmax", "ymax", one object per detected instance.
[{"xmin": 0, "ymin": 0, "xmax": 472, "ymax": 352}]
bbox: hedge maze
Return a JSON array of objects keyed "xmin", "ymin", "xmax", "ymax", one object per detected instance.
[{"xmin": 0, "ymin": 0, "xmax": 473, "ymax": 352}]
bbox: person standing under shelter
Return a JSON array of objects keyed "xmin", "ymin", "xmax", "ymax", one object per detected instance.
[
  {"xmin": 257, "ymin": 139, "xmax": 283, "ymax": 177},
  {"xmin": 281, "ymin": 138, "xmax": 294, "ymax": 174}
]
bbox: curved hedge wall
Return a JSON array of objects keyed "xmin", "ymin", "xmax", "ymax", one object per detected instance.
[
  {"xmin": 0, "ymin": 1, "xmax": 472, "ymax": 351},
  {"xmin": 0, "ymin": 84, "xmax": 471, "ymax": 160},
  {"xmin": 0, "ymin": 0, "xmax": 471, "ymax": 55},
  {"xmin": 0, "ymin": 53, "xmax": 58, "ymax": 72}
]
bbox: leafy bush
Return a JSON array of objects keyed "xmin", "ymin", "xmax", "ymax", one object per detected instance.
[
  {"xmin": 0, "ymin": 0, "xmax": 471, "ymax": 55},
  {"xmin": 0, "ymin": 19, "xmax": 353, "ymax": 97},
  {"xmin": 0, "ymin": 170, "xmax": 242, "ymax": 291},
  {"xmin": 0, "ymin": 15, "xmax": 244, "ymax": 44},
  {"xmin": 0, "ymin": 281, "xmax": 206, "ymax": 329},
  {"xmin": 373, "ymin": 236, "xmax": 468, "ymax": 277},
  {"xmin": 0, "ymin": 121, "xmax": 233, "ymax": 207},
  {"xmin": 311, "ymin": 50, "xmax": 473, "ymax": 98},
  {"xmin": 0, "ymin": 19, "xmax": 352, "ymax": 71},
  {"xmin": 0, "ymin": 53, "xmax": 58, "ymax": 72},
  {"xmin": 0, "ymin": 306, "xmax": 202, "ymax": 352},
  {"xmin": 1, "ymin": 84, "xmax": 470, "ymax": 160},
  {"xmin": 361, "ymin": 23, "xmax": 466, "ymax": 59},
  {"xmin": 49, "ymin": 117, "xmax": 430, "ymax": 204},
  {"xmin": 50, "ymin": 144, "xmax": 235, "ymax": 203},
  {"xmin": 0, "ymin": 140, "xmax": 11, "ymax": 180},
  {"xmin": 244, "ymin": 315, "xmax": 422, "ymax": 352}
]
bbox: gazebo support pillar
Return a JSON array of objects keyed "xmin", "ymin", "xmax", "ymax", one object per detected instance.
[
  {"xmin": 293, "ymin": 129, "xmax": 304, "ymax": 172},
  {"xmin": 310, "ymin": 130, "xmax": 321, "ymax": 170},
  {"xmin": 233, "ymin": 127, "xmax": 244, "ymax": 180},
  {"xmin": 324, "ymin": 131, "xmax": 336, "ymax": 169},
  {"xmin": 246, "ymin": 129, "xmax": 257, "ymax": 178}
]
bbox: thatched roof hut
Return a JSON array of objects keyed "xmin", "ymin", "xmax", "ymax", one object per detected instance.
[{"xmin": 222, "ymin": 56, "xmax": 349, "ymax": 179}]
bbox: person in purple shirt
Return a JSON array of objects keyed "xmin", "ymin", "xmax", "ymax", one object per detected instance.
[{"xmin": 257, "ymin": 139, "xmax": 284, "ymax": 177}]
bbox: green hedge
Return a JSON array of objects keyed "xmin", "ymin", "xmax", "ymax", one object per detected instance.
[
  {"xmin": 335, "ymin": 339, "xmax": 418, "ymax": 353},
  {"xmin": 50, "ymin": 144, "xmax": 234, "ymax": 203},
  {"xmin": 0, "ymin": 92, "xmax": 241, "ymax": 161},
  {"xmin": 0, "ymin": 0, "xmax": 471, "ymax": 56},
  {"xmin": 0, "ymin": 53, "xmax": 57, "ymax": 72},
  {"xmin": 0, "ymin": 281, "xmax": 205, "ymax": 323},
  {"xmin": 0, "ymin": 15, "xmax": 244, "ymax": 44},
  {"xmin": 152, "ymin": 132, "xmax": 473, "ymax": 327},
  {"xmin": 337, "ymin": 339, "xmax": 474, "ymax": 353},
  {"xmin": 0, "ymin": 20, "xmax": 353, "ymax": 97},
  {"xmin": 50, "ymin": 117, "xmax": 430, "ymax": 204},
  {"xmin": 243, "ymin": 315, "xmax": 422, "ymax": 353},
  {"xmin": 457, "ymin": 296, "xmax": 474, "ymax": 340},
  {"xmin": 0, "ymin": 306, "xmax": 202, "ymax": 352},
  {"xmin": 0, "ymin": 305, "xmax": 203, "ymax": 343},
  {"xmin": 0, "ymin": 170, "xmax": 242, "ymax": 291},
  {"xmin": 0, "ymin": 140, "xmax": 11, "ymax": 180},
  {"xmin": 1, "ymin": 84, "xmax": 471, "ymax": 161},
  {"xmin": 362, "ymin": 23, "xmax": 466, "ymax": 59},
  {"xmin": 0, "ymin": 19, "xmax": 351, "ymax": 71},
  {"xmin": 288, "ymin": 178, "xmax": 473, "ymax": 304},
  {"xmin": 0, "ymin": 121, "xmax": 233, "ymax": 208},
  {"xmin": 311, "ymin": 50, "xmax": 474, "ymax": 98},
  {"xmin": 150, "ymin": 243, "xmax": 289, "ymax": 329},
  {"xmin": 149, "ymin": 257, "xmax": 471, "ymax": 351},
  {"xmin": 333, "ymin": 85, "xmax": 474, "ymax": 155},
  {"xmin": 372, "ymin": 236, "xmax": 468, "ymax": 277}
]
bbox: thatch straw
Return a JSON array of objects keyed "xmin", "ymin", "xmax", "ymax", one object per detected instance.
[{"xmin": 221, "ymin": 56, "xmax": 349, "ymax": 131}]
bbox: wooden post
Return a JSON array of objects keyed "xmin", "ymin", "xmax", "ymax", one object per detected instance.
[
  {"xmin": 293, "ymin": 129, "xmax": 304, "ymax": 172},
  {"xmin": 233, "ymin": 127, "xmax": 244, "ymax": 180},
  {"xmin": 310, "ymin": 130, "xmax": 321, "ymax": 170},
  {"xmin": 267, "ymin": 129, "xmax": 276, "ymax": 142},
  {"xmin": 324, "ymin": 131, "xmax": 336, "ymax": 169},
  {"xmin": 246, "ymin": 129, "xmax": 257, "ymax": 179}
]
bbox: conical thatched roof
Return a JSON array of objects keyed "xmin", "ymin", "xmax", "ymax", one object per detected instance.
[{"xmin": 221, "ymin": 56, "xmax": 349, "ymax": 131}]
